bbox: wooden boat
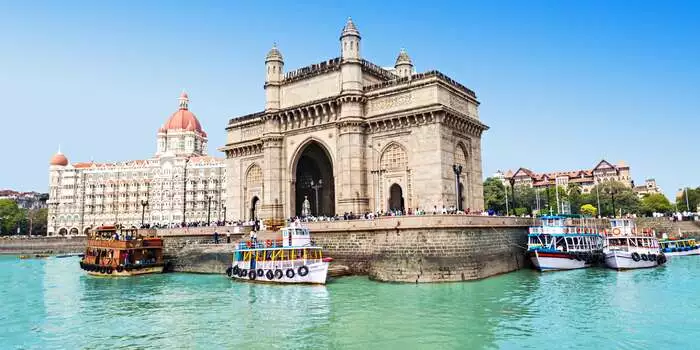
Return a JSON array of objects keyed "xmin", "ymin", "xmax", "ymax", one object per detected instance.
[
  {"xmin": 527, "ymin": 215, "xmax": 605, "ymax": 271},
  {"xmin": 603, "ymin": 219, "xmax": 666, "ymax": 270},
  {"xmin": 660, "ymin": 238, "xmax": 700, "ymax": 257},
  {"xmin": 226, "ymin": 223, "xmax": 332, "ymax": 284},
  {"xmin": 79, "ymin": 225, "xmax": 164, "ymax": 276}
]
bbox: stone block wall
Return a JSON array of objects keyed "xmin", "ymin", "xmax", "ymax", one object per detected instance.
[{"xmin": 0, "ymin": 237, "xmax": 87, "ymax": 254}]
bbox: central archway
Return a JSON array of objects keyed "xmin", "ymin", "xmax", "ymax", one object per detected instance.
[
  {"xmin": 388, "ymin": 183, "xmax": 405, "ymax": 213},
  {"xmin": 293, "ymin": 141, "xmax": 335, "ymax": 217},
  {"xmin": 250, "ymin": 196, "xmax": 259, "ymax": 220}
]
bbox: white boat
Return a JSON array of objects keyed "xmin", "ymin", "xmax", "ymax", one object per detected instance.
[
  {"xmin": 660, "ymin": 238, "xmax": 700, "ymax": 257},
  {"xmin": 226, "ymin": 224, "xmax": 331, "ymax": 284},
  {"xmin": 603, "ymin": 219, "xmax": 666, "ymax": 270},
  {"xmin": 527, "ymin": 215, "xmax": 604, "ymax": 271}
]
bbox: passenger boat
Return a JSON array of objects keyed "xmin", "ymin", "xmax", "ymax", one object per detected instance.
[
  {"xmin": 79, "ymin": 225, "xmax": 165, "ymax": 276},
  {"xmin": 226, "ymin": 224, "xmax": 331, "ymax": 284},
  {"xmin": 603, "ymin": 219, "xmax": 666, "ymax": 270},
  {"xmin": 659, "ymin": 238, "xmax": 700, "ymax": 257},
  {"xmin": 527, "ymin": 215, "xmax": 604, "ymax": 271}
]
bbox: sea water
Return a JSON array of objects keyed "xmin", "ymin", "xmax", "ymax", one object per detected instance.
[{"xmin": 1, "ymin": 255, "xmax": 698, "ymax": 349}]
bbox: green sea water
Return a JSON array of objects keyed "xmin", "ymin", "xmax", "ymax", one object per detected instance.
[{"xmin": 1, "ymin": 255, "xmax": 699, "ymax": 349}]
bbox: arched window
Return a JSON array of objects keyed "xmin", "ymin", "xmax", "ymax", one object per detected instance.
[
  {"xmin": 455, "ymin": 143, "xmax": 469, "ymax": 168},
  {"xmin": 246, "ymin": 164, "xmax": 263, "ymax": 189},
  {"xmin": 380, "ymin": 143, "xmax": 407, "ymax": 171}
]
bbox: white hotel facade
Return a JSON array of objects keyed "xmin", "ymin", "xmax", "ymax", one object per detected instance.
[{"xmin": 47, "ymin": 93, "xmax": 226, "ymax": 236}]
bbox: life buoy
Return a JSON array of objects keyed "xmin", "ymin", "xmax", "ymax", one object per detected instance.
[
  {"xmin": 298, "ymin": 265, "xmax": 309, "ymax": 277},
  {"xmin": 226, "ymin": 267, "xmax": 233, "ymax": 277},
  {"xmin": 257, "ymin": 269, "xmax": 264, "ymax": 277},
  {"xmin": 641, "ymin": 254, "xmax": 648, "ymax": 261},
  {"xmin": 248, "ymin": 269, "xmax": 256, "ymax": 280},
  {"xmin": 286, "ymin": 268, "xmax": 295, "ymax": 278},
  {"xmin": 266, "ymin": 270, "xmax": 274, "ymax": 280},
  {"xmin": 613, "ymin": 228, "xmax": 621, "ymax": 235},
  {"xmin": 631, "ymin": 252, "xmax": 641, "ymax": 262},
  {"xmin": 239, "ymin": 269, "xmax": 247, "ymax": 278},
  {"xmin": 232, "ymin": 265, "xmax": 240, "ymax": 275},
  {"xmin": 116, "ymin": 266, "xmax": 124, "ymax": 273},
  {"xmin": 275, "ymin": 269, "xmax": 284, "ymax": 279}
]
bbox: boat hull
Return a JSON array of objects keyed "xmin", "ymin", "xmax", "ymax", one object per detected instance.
[
  {"xmin": 529, "ymin": 251, "xmax": 593, "ymax": 271},
  {"xmin": 664, "ymin": 249, "xmax": 700, "ymax": 257},
  {"xmin": 229, "ymin": 261, "xmax": 329, "ymax": 285},
  {"xmin": 85, "ymin": 266, "xmax": 164, "ymax": 276},
  {"xmin": 604, "ymin": 251, "xmax": 661, "ymax": 270}
]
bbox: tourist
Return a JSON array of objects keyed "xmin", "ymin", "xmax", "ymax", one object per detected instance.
[
  {"xmin": 213, "ymin": 231, "xmax": 219, "ymax": 244},
  {"xmin": 226, "ymin": 231, "xmax": 231, "ymax": 243}
]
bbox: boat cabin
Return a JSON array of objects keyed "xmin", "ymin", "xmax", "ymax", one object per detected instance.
[
  {"xmin": 660, "ymin": 239, "xmax": 697, "ymax": 251},
  {"xmin": 529, "ymin": 215, "xmax": 599, "ymax": 235},
  {"xmin": 282, "ymin": 226, "xmax": 311, "ymax": 247},
  {"xmin": 609, "ymin": 219, "xmax": 638, "ymax": 236},
  {"xmin": 606, "ymin": 236, "xmax": 659, "ymax": 251},
  {"xmin": 84, "ymin": 225, "xmax": 163, "ymax": 269}
]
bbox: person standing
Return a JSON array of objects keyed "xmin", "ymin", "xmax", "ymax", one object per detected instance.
[{"xmin": 213, "ymin": 231, "xmax": 219, "ymax": 244}]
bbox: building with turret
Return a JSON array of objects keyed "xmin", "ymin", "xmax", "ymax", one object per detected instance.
[
  {"xmin": 47, "ymin": 93, "xmax": 226, "ymax": 236},
  {"xmin": 221, "ymin": 18, "xmax": 488, "ymax": 220}
]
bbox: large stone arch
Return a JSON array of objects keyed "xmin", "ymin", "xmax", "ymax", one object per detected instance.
[
  {"xmin": 290, "ymin": 139, "xmax": 335, "ymax": 217},
  {"xmin": 244, "ymin": 163, "xmax": 263, "ymax": 221},
  {"xmin": 58, "ymin": 227, "xmax": 68, "ymax": 236}
]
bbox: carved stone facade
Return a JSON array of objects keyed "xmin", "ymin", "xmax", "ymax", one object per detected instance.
[{"xmin": 221, "ymin": 19, "xmax": 488, "ymax": 221}]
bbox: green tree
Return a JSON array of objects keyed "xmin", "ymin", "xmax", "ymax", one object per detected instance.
[
  {"xmin": 641, "ymin": 193, "xmax": 672, "ymax": 216},
  {"xmin": 27, "ymin": 208, "xmax": 48, "ymax": 236},
  {"xmin": 483, "ymin": 177, "xmax": 507, "ymax": 214},
  {"xmin": 0, "ymin": 199, "xmax": 23, "ymax": 235},
  {"xmin": 514, "ymin": 185, "xmax": 537, "ymax": 215},
  {"xmin": 676, "ymin": 187, "xmax": 700, "ymax": 212},
  {"xmin": 567, "ymin": 183, "xmax": 583, "ymax": 214},
  {"xmin": 580, "ymin": 204, "xmax": 597, "ymax": 217},
  {"xmin": 581, "ymin": 181, "xmax": 640, "ymax": 217}
]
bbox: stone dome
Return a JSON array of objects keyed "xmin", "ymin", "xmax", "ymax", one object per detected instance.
[
  {"xmin": 266, "ymin": 44, "xmax": 283, "ymax": 62},
  {"xmin": 161, "ymin": 92, "xmax": 204, "ymax": 135}
]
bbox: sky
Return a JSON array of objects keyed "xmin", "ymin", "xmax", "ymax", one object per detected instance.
[{"xmin": 1, "ymin": 1, "xmax": 698, "ymax": 200}]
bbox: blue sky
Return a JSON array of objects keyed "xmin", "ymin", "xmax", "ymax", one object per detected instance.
[{"xmin": 1, "ymin": 1, "xmax": 698, "ymax": 199}]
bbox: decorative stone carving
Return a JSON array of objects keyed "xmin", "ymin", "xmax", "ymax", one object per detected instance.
[{"xmin": 370, "ymin": 92, "xmax": 414, "ymax": 112}]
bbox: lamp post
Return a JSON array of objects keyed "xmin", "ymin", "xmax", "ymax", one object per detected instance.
[
  {"xmin": 684, "ymin": 187, "xmax": 690, "ymax": 212},
  {"xmin": 310, "ymin": 179, "xmax": 323, "ymax": 216},
  {"xmin": 509, "ymin": 177, "xmax": 516, "ymax": 214},
  {"xmin": 452, "ymin": 164, "xmax": 463, "ymax": 211},
  {"xmin": 182, "ymin": 158, "xmax": 190, "ymax": 226},
  {"xmin": 207, "ymin": 195, "xmax": 212, "ymax": 226},
  {"xmin": 605, "ymin": 187, "xmax": 617, "ymax": 218},
  {"xmin": 140, "ymin": 199, "xmax": 148, "ymax": 228}
]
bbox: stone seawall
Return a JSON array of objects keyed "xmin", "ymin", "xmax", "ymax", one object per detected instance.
[
  {"xmin": 155, "ymin": 216, "xmax": 533, "ymax": 282},
  {"xmin": 303, "ymin": 216, "xmax": 531, "ymax": 282},
  {"xmin": 0, "ymin": 237, "xmax": 87, "ymax": 254}
]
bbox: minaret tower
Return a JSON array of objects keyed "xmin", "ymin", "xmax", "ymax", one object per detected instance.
[
  {"xmin": 394, "ymin": 48, "xmax": 413, "ymax": 78},
  {"xmin": 265, "ymin": 43, "xmax": 284, "ymax": 111},
  {"xmin": 339, "ymin": 17, "xmax": 363, "ymax": 93},
  {"xmin": 337, "ymin": 17, "xmax": 369, "ymax": 215}
]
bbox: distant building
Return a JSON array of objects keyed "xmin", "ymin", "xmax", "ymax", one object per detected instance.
[
  {"xmin": 47, "ymin": 93, "xmax": 226, "ymax": 236},
  {"xmin": 633, "ymin": 179, "xmax": 662, "ymax": 197},
  {"xmin": 504, "ymin": 160, "xmax": 632, "ymax": 193},
  {"xmin": 0, "ymin": 190, "xmax": 48, "ymax": 210}
]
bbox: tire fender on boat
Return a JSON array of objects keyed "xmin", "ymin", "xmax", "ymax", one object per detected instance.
[
  {"xmin": 239, "ymin": 269, "xmax": 247, "ymax": 278},
  {"xmin": 232, "ymin": 265, "xmax": 240, "ymax": 276},
  {"xmin": 275, "ymin": 269, "xmax": 284, "ymax": 279},
  {"xmin": 641, "ymin": 254, "xmax": 648, "ymax": 261},
  {"xmin": 107, "ymin": 267, "xmax": 113, "ymax": 274},
  {"xmin": 226, "ymin": 267, "xmax": 233, "ymax": 277},
  {"xmin": 116, "ymin": 266, "xmax": 124, "ymax": 273},
  {"xmin": 248, "ymin": 269, "xmax": 256, "ymax": 280},
  {"xmin": 286, "ymin": 268, "xmax": 295, "ymax": 279},
  {"xmin": 298, "ymin": 265, "xmax": 309, "ymax": 277},
  {"xmin": 266, "ymin": 270, "xmax": 274, "ymax": 280},
  {"xmin": 257, "ymin": 269, "xmax": 264, "ymax": 277},
  {"xmin": 631, "ymin": 252, "xmax": 641, "ymax": 262},
  {"xmin": 648, "ymin": 254, "xmax": 656, "ymax": 262}
]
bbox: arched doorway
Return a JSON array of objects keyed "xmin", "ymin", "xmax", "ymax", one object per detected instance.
[
  {"xmin": 83, "ymin": 227, "xmax": 91, "ymax": 235},
  {"xmin": 58, "ymin": 228, "xmax": 68, "ymax": 236},
  {"xmin": 388, "ymin": 184, "xmax": 405, "ymax": 213},
  {"xmin": 250, "ymin": 196, "xmax": 259, "ymax": 220},
  {"xmin": 293, "ymin": 141, "xmax": 335, "ymax": 217},
  {"xmin": 69, "ymin": 228, "xmax": 79, "ymax": 236}
]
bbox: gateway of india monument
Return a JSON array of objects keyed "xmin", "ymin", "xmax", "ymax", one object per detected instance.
[{"xmin": 222, "ymin": 18, "xmax": 488, "ymax": 222}]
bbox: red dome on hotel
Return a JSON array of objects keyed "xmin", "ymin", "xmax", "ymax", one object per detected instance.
[
  {"xmin": 161, "ymin": 91, "xmax": 204, "ymax": 135},
  {"xmin": 50, "ymin": 151, "xmax": 68, "ymax": 166}
]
